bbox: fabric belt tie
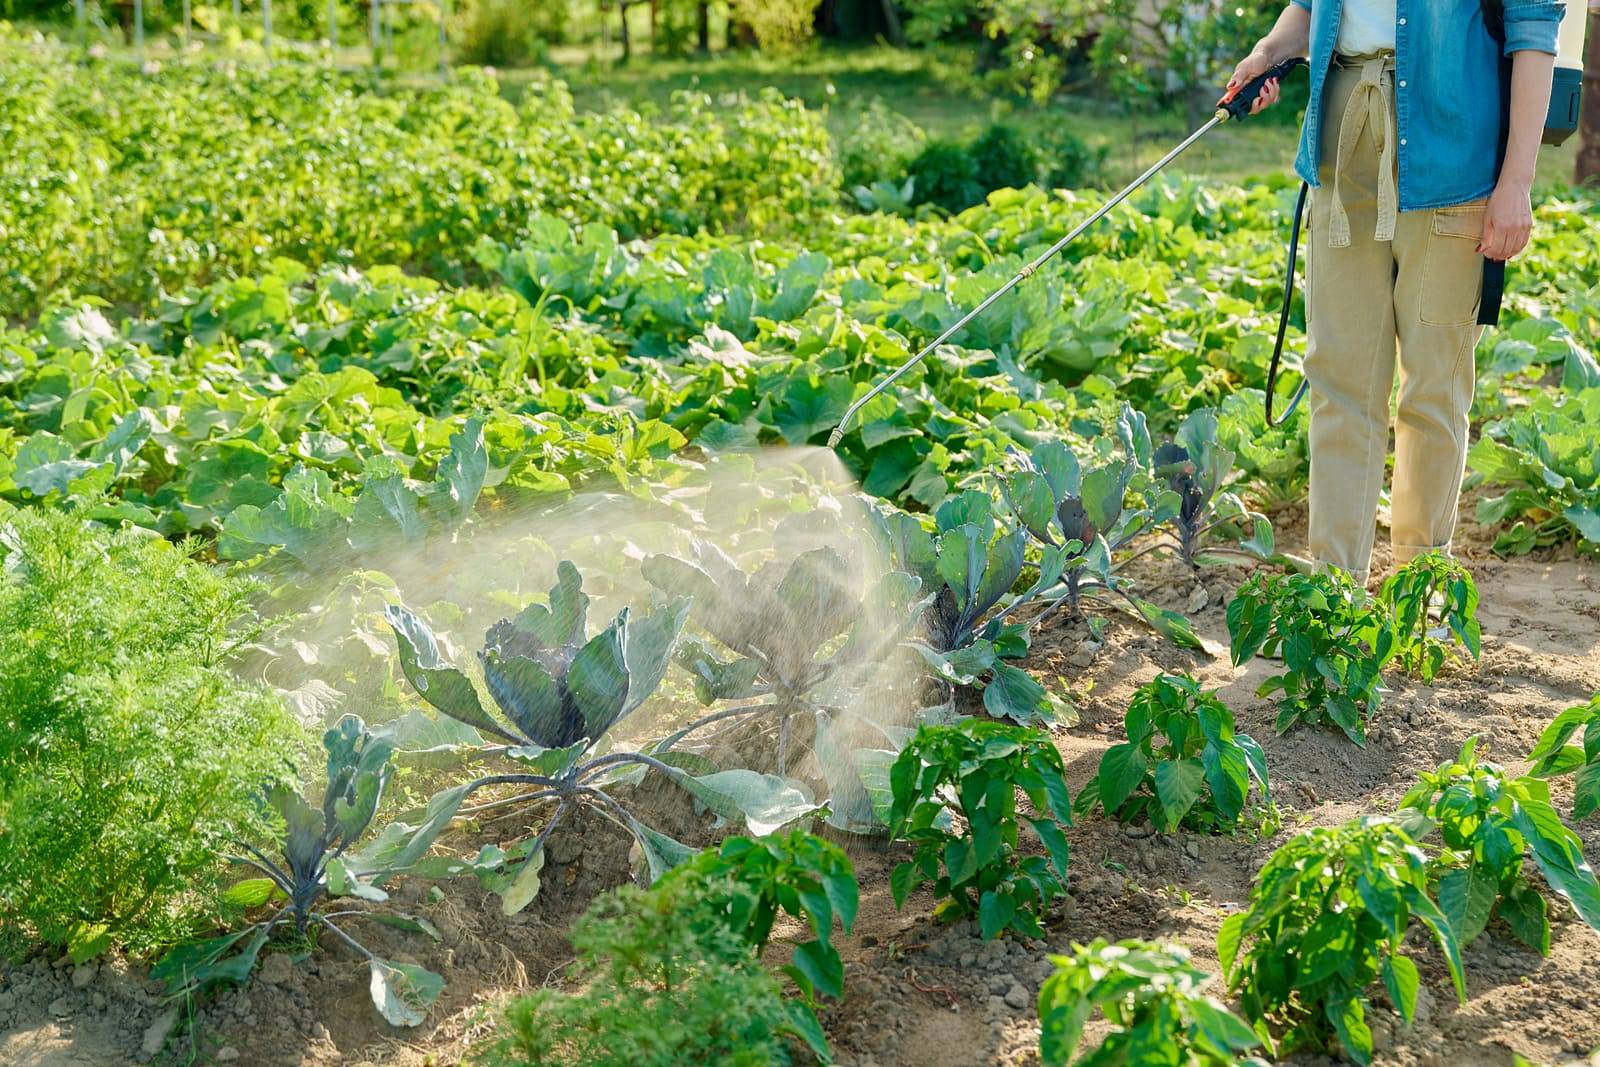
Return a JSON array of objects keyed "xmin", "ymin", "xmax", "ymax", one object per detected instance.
[{"xmin": 1328, "ymin": 53, "xmax": 1398, "ymax": 248}]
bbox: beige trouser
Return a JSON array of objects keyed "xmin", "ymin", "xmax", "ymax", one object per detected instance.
[{"xmin": 1305, "ymin": 55, "xmax": 1486, "ymax": 584}]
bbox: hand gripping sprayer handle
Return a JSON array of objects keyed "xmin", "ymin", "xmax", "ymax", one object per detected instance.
[
  {"xmin": 1216, "ymin": 56, "xmax": 1307, "ymax": 122},
  {"xmin": 825, "ymin": 55, "xmax": 1308, "ymax": 450}
]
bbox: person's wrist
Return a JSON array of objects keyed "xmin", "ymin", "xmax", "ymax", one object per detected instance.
[{"xmin": 1495, "ymin": 170, "xmax": 1534, "ymax": 194}]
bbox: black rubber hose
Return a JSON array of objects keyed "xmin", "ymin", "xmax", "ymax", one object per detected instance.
[{"xmin": 1266, "ymin": 180, "xmax": 1311, "ymax": 428}]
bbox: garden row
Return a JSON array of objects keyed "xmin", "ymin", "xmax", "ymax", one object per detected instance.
[
  {"xmin": 0, "ymin": 32, "xmax": 835, "ymax": 319},
  {"xmin": 3, "ymin": 184, "xmax": 1595, "ymax": 570},
  {"xmin": 6, "ymin": 493, "xmax": 1597, "ymax": 1065}
]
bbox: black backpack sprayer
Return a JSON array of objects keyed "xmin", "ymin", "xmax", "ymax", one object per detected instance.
[{"xmin": 827, "ymin": 58, "xmax": 1308, "ymax": 449}]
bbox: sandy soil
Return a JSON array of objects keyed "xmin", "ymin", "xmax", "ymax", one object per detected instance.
[{"xmin": 2, "ymin": 517, "xmax": 1597, "ymax": 1067}]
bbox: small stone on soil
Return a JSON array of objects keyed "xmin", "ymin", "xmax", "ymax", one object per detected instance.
[
  {"xmin": 1003, "ymin": 983, "xmax": 1030, "ymax": 1011},
  {"xmin": 141, "ymin": 1005, "xmax": 179, "ymax": 1057}
]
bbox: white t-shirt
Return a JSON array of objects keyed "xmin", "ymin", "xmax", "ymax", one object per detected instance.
[{"xmin": 1337, "ymin": 0, "xmax": 1397, "ymax": 55}]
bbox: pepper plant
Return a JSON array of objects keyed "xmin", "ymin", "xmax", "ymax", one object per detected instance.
[
  {"xmin": 376, "ymin": 562, "xmax": 818, "ymax": 915},
  {"xmin": 1227, "ymin": 569, "xmax": 1396, "ymax": 744},
  {"xmin": 1037, "ymin": 939, "xmax": 1269, "ymax": 1067},
  {"xmin": 154, "ymin": 717, "xmax": 445, "ymax": 1027},
  {"xmin": 668, "ymin": 829, "xmax": 858, "ymax": 1047},
  {"xmin": 888, "ymin": 719, "xmax": 1073, "ymax": 939},
  {"xmin": 1376, "ymin": 553, "xmax": 1481, "ymax": 683},
  {"xmin": 1397, "ymin": 736, "xmax": 1600, "ymax": 955},
  {"xmin": 1219, "ymin": 817, "xmax": 1465, "ymax": 1066},
  {"xmin": 1527, "ymin": 692, "xmax": 1600, "ymax": 819},
  {"xmin": 1076, "ymin": 673, "xmax": 1270, "ymax": 833}
]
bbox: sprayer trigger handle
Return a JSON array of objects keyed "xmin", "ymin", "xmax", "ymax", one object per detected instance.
[{"xmin": 1217, "ymin": 56, "xmax": 1308, "ymax": 121}]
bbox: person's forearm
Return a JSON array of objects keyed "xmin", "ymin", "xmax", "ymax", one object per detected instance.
[
  {"xmin": 1251, "ymin": 5, "xmax": 1312, "ymax": 63},
  {"xmin": 1499, "ymin": 50, "xmax": 1556, "ymax": 189}
]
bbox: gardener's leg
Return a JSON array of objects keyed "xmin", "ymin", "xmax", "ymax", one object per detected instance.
[
  {"xmin": 1304, "ymin": 58, "xmax": 1398, "ymax": 585},
  {"xmin": 1389, "ymin": 204, "xmax": 1486, "ymax": 566}
]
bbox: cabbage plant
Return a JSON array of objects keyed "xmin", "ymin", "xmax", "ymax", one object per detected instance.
[
  {"xmin": 1000, "ymin": 410, "xmax": 1201, "ymax": 649},
  {"xmin": 870, "ymin": 490, "xmax": 1068, "ymax": 725},
  {"xmin": 642, "ymin": 537, "xmax": 927, "ymax": 833},
  {"xmin": 1150, "ymin": 409, "xmax": 1276, "ymax": 568},
  {"xmin": 154, "ymin": 717, "xmax": 445, "ymax": 1028},
  {"xmin": 374, "ymin": 562, "xmax": 819, "ymax": 913}
]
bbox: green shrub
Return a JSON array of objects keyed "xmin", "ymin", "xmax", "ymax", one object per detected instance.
[
  {"xmin": 906, "ymin": 136, "xmax": 986, "ymax": 214},
  {"xmin": 836, "ymin": 98, "xmax": 928, "ymax": 189},
  {"xmin": 966, "ymin": 122, "xmax": 1040, "ymax": 194},
  {"xmin": 1038, "ymin": 939, "xmax": 1269, "ymax": 1066},
  {"xmin": 475, "ymin": 871, "xmax": 811, "ymax": 1067},
  {"xmin": 1227, "ymin": 570, "xmax": 1396, "ymax": 744},
  {"xmin": 888, "ymin": 719, "xmax": 1073, "ymax": 939},
  {"xmin": 1076, "ymin": 673, "xmax": 1269, "ymax": 833},
  {"xmin": 1219, "ymin": 817, "xmax": 1465, "ymax": 1065},
  {"xmin": 0, "ymin": 510, "xmax": 302, "ymax": 957},
  {"xmin": 454, "ymin": 0, "xmax": 566, "ymax": 67}
]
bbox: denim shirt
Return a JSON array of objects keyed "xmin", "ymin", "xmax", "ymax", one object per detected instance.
[{"xmin": 1290, "ymin": 0, "xmax": 1565, "ymax": 210}]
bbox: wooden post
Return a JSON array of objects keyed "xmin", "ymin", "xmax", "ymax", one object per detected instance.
[
  {"xmin": 264, "ymin": 0, "xmax": 272, "ymax": 57},
  {"xmin": 370, "ymin": 0, "xmax": 380, "ymax": 63},
  {"xmin": 233, "ymin": 0, "xmax": 240, "ymax": 21},
  {"xmin": 182, "ymin": 0, "xmax": 192, "ymax": 49},
  {"xmin": 328, "ymin": 0, "xmax": 337, "ymax": 60},
  {"xmin": 133, "ymin": 0, "xmax": 144, "ymax": 58},
  {"xmin": 74, "ymin": 0, "xmax": 86, "ymax": 51},
  {"xmin": 1580, "ymin": 5, "xmax": 1600, "ymax": 184}
]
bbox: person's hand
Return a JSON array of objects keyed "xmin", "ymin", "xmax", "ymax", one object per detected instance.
[
  {"xmin": 1225, "ymin": 49, "xmax": 1283, "ymax": 115},
  {"xmin": 1478, "ymin": 178, "xmax": 1533, "ymax": 261}
]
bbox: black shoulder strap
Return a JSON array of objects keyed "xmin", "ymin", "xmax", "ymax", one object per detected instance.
[
  {"xmin": 1477, "ymin": 0, "xmax": 1511, "ymax": 327},
  {"xmin": 1481, "ymin": 0, "xmax": 1505, "ymax": 44}
]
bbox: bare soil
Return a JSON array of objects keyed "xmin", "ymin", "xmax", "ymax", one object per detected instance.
[{"xmin": 3, "ymin": 519, "xmax": 1598, "ymax": 1067}]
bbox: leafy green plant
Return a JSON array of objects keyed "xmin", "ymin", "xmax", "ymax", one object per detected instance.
[
  {"xmin": 154, "ymin": 716, "xmax": 444, "ymax": 1026},
  {"xmin": 1218, "ymin": 817, "xmax": 1466, "ymax": 1065},
  {"xmin": 379, "ymin": 562, "xmax": 816, "ymax": 914},
  {"xmin": 1397, "ymin": 737, "xmax": 1600, "ymax": 955},
  {"xmin": 1376, "ymin": 553, "xmax": 1481, "ymax": 683},
  {"xmin": 0, "ymin": 510, "xmax": 301, "ymax": 958},
  {"xmin": 1037, "ymin": 939, "xmax": 1269, "ymax": 1067},
  {"xmin": 1075, "ymin": 674, "xmax": 1269, "ymax": 833},
  {"xmin": 888, "ymin": 719, "xmax": 1073, "ymax": 939},
  {"xmin": 1227, "ymin": 570, "xmax": 1396, "ymax": 744},
  {"xmin": 667, "ymin": 830, "xmax": 858, "ymax": 1047},
  {"xmin": 475, "ymin": 872, "xmax": 812, "ymax": 1067},
  {"xmin": 1528, "ymin": 693, "xmax": 1600, "ymax": 819},
  {"xmin": 1000, "ymin": 418, "xmax": 1203, "ymax": 649},
  {"xmin": 1469, "ymin": 387, "xmax": 1600, "ymax": 557},
  {"xmin": 873, "ymin": 489, "xmax": 1067, "ymax": 725}
]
